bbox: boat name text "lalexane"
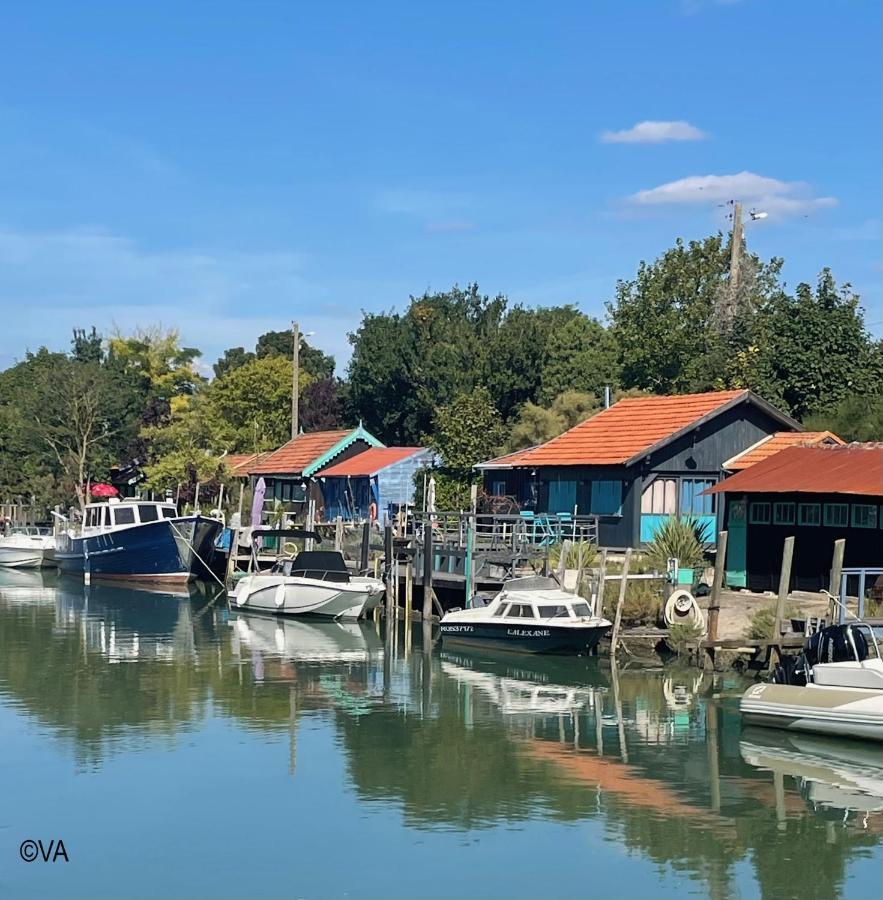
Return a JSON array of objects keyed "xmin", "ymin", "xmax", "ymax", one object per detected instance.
[{"xmin": 506, "ymin": 628, "xmax": 552, "ymax": 637}]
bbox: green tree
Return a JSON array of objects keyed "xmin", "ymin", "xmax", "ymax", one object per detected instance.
[
  {"xmin": 255, "ymin": 329, "xmax": 335, "ymax": 379},
  {"xmin": 213, "ymin": 346, "xmax": 255, "ymax": 378},
  {"xmin": 608, "ymin": 234, "xmax": 782, "ymax": 394},
  {"xmin": 735, "ymin": 270, "xmax": 876, "ymax": 418},
  {"xmin": 506, "ymin": 391, "xmax": 600, "ymax": 451},
  {"xmin": 431, "ymin": 385, "xmax": 505, "ymax": 478},
  {"xmin": 539, "ymin": 316, "xmax": 619, "ymax": 403},
  {"xmin": 201, "ymin": 355, "xmax": 302, "ymax": 452},
  {"xmin": 805, "ymin": 395, "xmax": 883, "ymax": 442}
]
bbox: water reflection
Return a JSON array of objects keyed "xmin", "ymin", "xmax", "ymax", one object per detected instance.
[{"xmin": 0, "ymin": 571, "xmax": 880, "ymax": 899}]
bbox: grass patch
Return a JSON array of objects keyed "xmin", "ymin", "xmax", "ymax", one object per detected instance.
[{"xmin": 745, "ymin": 603, "xmax": 803, "ymax": 641}]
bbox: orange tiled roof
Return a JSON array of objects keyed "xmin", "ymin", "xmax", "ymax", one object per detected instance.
[
  {"xmin": 318, "ymin": 447, "xmax": 428, "ymax": 477},
  {"xmin": 474, "ymin": 447, "xmax": 537, "ymax": 469},
  {"xmin": 724, "ymin": 431, "xmax": 844, "ymax": 471},
  {"xmin": 518, "ymin": 390, "xmax": 751, "ymax": 467},
  {"xmin": 249, "ymin": 430, "xmax": 352, "ymax": 475},
  {"xmin": 225, "ymin": 452, "xmax": 271, "ymax": 476}
]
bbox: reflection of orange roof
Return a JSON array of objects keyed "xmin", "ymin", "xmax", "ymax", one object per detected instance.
[
  {"xmin": 709, "ymin": 445, "xmax": 883, "ymax": 497},
  {"xmin": 517, "ymin": 390, "xmax": 794, "ymax": 467},
  {"xmin": 250, "ymin": 431, "xmax": 351, "ymax": 475},
  {"xmin": 525, "ymin": 740, "xmax": 708, "ymax": 819},
  {"xmin": 318, "ymin": 447, "xmax": 427, "ymax": 477},
  {"xmin": 724, "ymin": 431, "xmax": 843, "ymax": 471}
]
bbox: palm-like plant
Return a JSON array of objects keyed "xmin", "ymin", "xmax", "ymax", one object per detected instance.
[{"xmin": 645, "ymin": 516, "xmax": 708, "ymax": 572}]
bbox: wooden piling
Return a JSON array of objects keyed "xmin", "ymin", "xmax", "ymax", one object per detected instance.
[
  {"xmin": 707, "ymin": 530, "xmax": 728, "ymax": 642},
  {"xmin": 405, "ymin": 560, "xmax": 413, "ymax": 624},
  {"xmin": 464, "ymin": 514, "xmax": 475, "ymax": 607},
  {"xmin": 773, "ymin": 535, "xmax": 795, "ymax": 638},
  {"xmin": 334, "ymin": 515, "xmax": 343, "ymax": 552},
  {"xmin": 556, "ymin": 539, "xmax": 571, "ymax": 587},
  {"xmin": 422, "ymin": 521, "xmax": 434, "ymax": 620},
  {"xmin": 360, "ymin": 521, "xmax": 370, "ymax": 574},
  {"xmin": 384, "ymin": 524, "xmax": 394, "ymax": 618},
  {"xmin": 610, "ymin": 548, "xmax": 632, "ymax": 657},
  {"xmin": 828, "ymin": 538, "xmax": 846, "ymax": 622},
  {"xmin": 595, "ymin": 548, "xmax": 608, "ymax": 616}
]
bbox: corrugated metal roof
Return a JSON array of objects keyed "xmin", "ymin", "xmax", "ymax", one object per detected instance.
[
  {"xmin": 318, "ymin": 447, "xmax": 428, "ymax": 477},
  {"xmin": 517, "ymin": 390, "xmax": 754, "ymax": 467},
  {"xmin": 708, "ymin": 445, "xmax": 883, "ymax": 497},
  {"xmin": 724, "ymin": 431, "xmax": 844, "ymax": 471},
  {"xmin": 249, "ymin": 430, "xmax": 352, "ymax": 475}
]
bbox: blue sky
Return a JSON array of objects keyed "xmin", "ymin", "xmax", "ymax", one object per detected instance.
[{"xmin": 0, "ymin": 0, "xmax": 880, "ymax": 374}]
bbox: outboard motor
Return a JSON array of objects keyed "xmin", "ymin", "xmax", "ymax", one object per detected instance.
[
  {"xmin": 804, "ymin": 623, "xmax": 869, "ymax": 667},
  {"xmin": 771, "ymin": 653, "xmax": 809, "ymax": 686}
]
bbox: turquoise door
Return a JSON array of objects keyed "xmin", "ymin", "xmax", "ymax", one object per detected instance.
[
  {"xmin": 548, "ymin": 480, "xmax": 577, "ymax": 514},
  {"xmin": 726, "ymin": 499, "xmax": 747, "ymax": 588}
]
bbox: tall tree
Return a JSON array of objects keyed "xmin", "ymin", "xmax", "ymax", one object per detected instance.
[
  {"xmin": 607, "ymin": 234, "xmax": 782, "ymax": 394},
  {"xmin": 539, "ymin": 315, "xmax": 619, "ymax": 403}
]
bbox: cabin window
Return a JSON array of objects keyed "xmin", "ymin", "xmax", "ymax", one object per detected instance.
[
  {"xmin": 138, "ymin": 505, "xmax": 159, "ymax": 523},
  {"xmin": 590, "ymin": 480, "xmax": 623, "ymax": 516},
  {"xmin": 537, "ymin": 605, "xmax": 570, "ymax": 618},
  {"xmin": 851, "ymin": 504, "xmax": 877, "ymax": 529},
  {"xmin": 824, "ymin": 503, "xmax": 849, "ymax": 528},
  {"xmin": 773, "ymin": 502, "xmax": 795, "ymax": 525},
  {"xmin": 161, "ymin": 507, "xmax": 177, "ymax": 519},
  {"xmin": 680, "ymin": 479, "xmax": 716, "ymax": 515},
  {"xmin": 571, "ymin": 602, "xmax": 591, "ymax": 618},
  {"xmin": 641, "ymin": 478, "xmax": 677, "ymax": 515},
  {"xmin": 491, "ymin": 480, "xmax": 506, "ymax": 497},
  {"xmin": 493, "ymin": 604, "xmax": 509, "ymax": 617},
  {"xmin": 506, "ymin": 604, "xmax": 535, "ymax": 619},
  {"xmin": 798, "ymin": 503, "xmax": 821, "ymax": 526},
  {"xmin": 112, "ymin": 506, "xmax": 136, "ymax": 526},
  {"xmin": 749, "ymin": 502, "xmax": 771, "ymax": 525}
]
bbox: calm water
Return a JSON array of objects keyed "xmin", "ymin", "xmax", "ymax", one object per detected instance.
[{"xmin": 1, "ymin": 571, "xmax": 881, "ymax": 899}]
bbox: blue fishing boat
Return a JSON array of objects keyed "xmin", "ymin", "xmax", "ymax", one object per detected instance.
[{"xmin": 55, "ymin": 499, "xmax": 223, "ymax": 584}]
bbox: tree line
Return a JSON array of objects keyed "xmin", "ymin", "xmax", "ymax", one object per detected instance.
[{"xmin": 1, "ymin": 231, "xmax": 880, "ymax": 512}]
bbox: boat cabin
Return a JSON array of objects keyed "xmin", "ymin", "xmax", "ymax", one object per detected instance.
[
  {"xmin": 81, "ymin": 500, "xmax": 178, "ymax": 532},
  {"xmin": 271, "ymin": 550, "xmax": 351, "ymax": 583}
]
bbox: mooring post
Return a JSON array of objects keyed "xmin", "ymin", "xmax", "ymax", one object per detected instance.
[
  {"xmin": 384, "ymin": 523, "xmax": 394, "ymax": 618},
  {"xmin": 556, "ymin": 539, "xmax": 571, "ymax": 587},
  {"xmin": 773, "ymin": 535, "xmax": 795, "ymax": 639},
  {"xmin": 464, "ymin": 514, "xmax": 475, "ymax": 608},
  {"xmin": 359, "ymin": 521, "xmax": 370, "ymax": 573},
  {"xmin": 828, "ymin": 538, "xmax": 846, "ymax": 623},
  {"xmin": 405, "ymin": 558, "xmax": 413, "ymax": 624},
  {"xmin": 334, "ymin": 515, "xmax": 343, "ymax": 553},
  {"xmin": 422, "ymin": 521, "xmax": 434, "ymax": 621},
  {"xmin": 610, "ymin": 548, "xmax": 632, "ymax": 657},
  {"xmin": 595, "ymin": 548, "xmax": 608, "ymax": 616},
  {"xmin": 707, "ymin": 531, "xmax": 728, "ymax": 642}
]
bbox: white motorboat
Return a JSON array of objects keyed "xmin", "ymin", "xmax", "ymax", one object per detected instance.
[
  {"xmin": 740, "ymin": 622, "xmax": 883, "ymax": 742},
  {"xmin": 231, "ymin": 549, "xmax": 385, "ymax": 619},
  {"xmin": 0, "ymin": 527, "xmax": 56, "ymax": 568},
  {"xmin": 440, "ymin": 576, "xmax": 612, "ymax": 655}
]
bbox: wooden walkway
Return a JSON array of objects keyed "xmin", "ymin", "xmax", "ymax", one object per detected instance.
[{"xmin": 688, "ymin": 636, "xmax": 806, "ymax": 671}]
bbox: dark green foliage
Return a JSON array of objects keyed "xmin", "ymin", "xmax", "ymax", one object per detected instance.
[{"xmin": 805, "ymin": 394, "xmax": 883, "ymax": 442}]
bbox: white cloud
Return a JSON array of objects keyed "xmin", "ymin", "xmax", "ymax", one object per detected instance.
[
  {"xmin": 0, "ymin": 225, "xmax": 354, "ymax": 373},
  {"xmin": 601, "ymin": 120, "xmax": 707, "ymax": 144},
  {"xmin": 628, "ymin": 171, "xmax": 837, "ymax": 219}
]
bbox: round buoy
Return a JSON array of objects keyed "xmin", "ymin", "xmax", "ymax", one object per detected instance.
[{"xmin": 663, "ymin": 589, "xmax": 706, "ymax": 630}]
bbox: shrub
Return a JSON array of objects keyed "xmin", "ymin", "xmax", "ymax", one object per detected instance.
[
  {"xmin": 549, "ymin": 540, "xmax": 597, "ymax": 571},
  {"xmin": 601, "ymin": 574, "xmax": 662, "ymax": 626},
  {"xmin": 645, "ymin": 516, "xmax": 708, "ymax": 572},
  {"xmin": 745, "ymin": 603, "xmax": 803, "ymax": 641},
  {"xmin": 667, "ymin": 622, "xmax": 704, "ymax": 654}
]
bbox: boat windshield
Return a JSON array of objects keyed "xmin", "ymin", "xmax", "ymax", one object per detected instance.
[{"xmin": 571, "ymin": 602, "xmax": 592, "ymax": 618}]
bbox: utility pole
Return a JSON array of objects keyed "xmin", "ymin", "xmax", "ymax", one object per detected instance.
[
  {"xmin": 291, "ymin": 320, "xmax": 299, "ymax": 440},
  {"xmin": 728, "ymin": 201, "xmax": 743, "ymax": 296}
]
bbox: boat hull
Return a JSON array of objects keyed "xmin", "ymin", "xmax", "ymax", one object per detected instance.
[
  {"xmin": 740, "ymin": 682, "xmax": 883, "ymax": 742},
  {"xmin": 231, "ymin": 574, "xmax": 385, "ymax": 619},
  {"xmin": 55, "ymin": 516, "xmax": 223, "ymax": 583},
  {"xmin": 440, "ymin": 620, "xmax": 611, "ymax": 655},
  {"xmin": 0, "ymin": 547, "xmax": 47, "ymax": 568}
]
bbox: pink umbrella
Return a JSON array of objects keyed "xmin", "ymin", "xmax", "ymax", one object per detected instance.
[{"xmin": 89, "ymin": 483, "xmax": 119, "ymax": 498}]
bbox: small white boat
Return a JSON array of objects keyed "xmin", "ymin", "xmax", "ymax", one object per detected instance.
[
  {"xmin": 740, "ymin": 622, "xmax": 883, "ymax": 742},
  {"xmin": 0, "ymin": 527, "xmax": 56, "ymax": 568},
  {"xmin": 231, "ymin": 549, "xmax": 385, "ymax": 620},
  {"xmin": 440, "ymin": 576, "xmax": 612, "ymax": 655}
]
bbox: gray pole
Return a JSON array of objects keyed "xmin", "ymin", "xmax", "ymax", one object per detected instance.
[
  {"xmin": 773, "ymin": 536, "xmax": 795, "ymax": 638},
  {"xmin": 291, "ymin": 320, "xmax": 299, "ymax": 440},
  {"xmin": 729, "ymin": 201, "xmax": 743, "ymax": 296},
  {"xmin": 422, "ymin": 521, "xmax": 434, "ymax": 620}
]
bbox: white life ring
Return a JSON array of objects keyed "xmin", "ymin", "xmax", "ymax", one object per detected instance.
[{"xmin": 663, "ymin": 589, "xmax": 706, "ymax": 631}]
